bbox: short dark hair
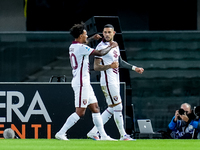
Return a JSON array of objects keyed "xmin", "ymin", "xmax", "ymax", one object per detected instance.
[
  {"xmin": 70, "ymin": 22, "xmax": 85, "ymax": 38},
  {"xmin": 104, "ymin": 24, "xmax": 114, "ymax": 29}
]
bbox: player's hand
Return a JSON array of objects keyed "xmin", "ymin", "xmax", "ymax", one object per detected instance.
[
  {"xmin": 110, "ymin": 61, "xmax": 119, "ymax": 68},
  {"xmin": 135, "ymin": 67, "xmax": 144, "ymax": 74},
  {"xmin": 92, "ymin": 34, "xmax": 102, "ymax": 40},
  {"xmin": 110, "ymin": 41, "xmax": 118, "ymax": 48}
]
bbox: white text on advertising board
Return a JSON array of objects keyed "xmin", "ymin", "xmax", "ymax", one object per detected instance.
[{"xmin": 0, "ymin": 90, "xmax": 52, "ymax": 139}]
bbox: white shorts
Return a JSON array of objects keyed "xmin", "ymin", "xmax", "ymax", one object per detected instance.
[
  {"xmin": 73, "ymin": 85, "xmax": 97, "ymax": 108},
  {"xmin": 101, "ymin": 84, "xmax": 122, "ymax": 106}
]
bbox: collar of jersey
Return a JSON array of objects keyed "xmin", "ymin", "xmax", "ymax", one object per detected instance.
[
  {"xmin": 102, "ymin": 39, "xmax": 111, "ymax": 45},
  {"xmin": 72, "ymin": 41, "xmax": 81, "ymax": 44}
]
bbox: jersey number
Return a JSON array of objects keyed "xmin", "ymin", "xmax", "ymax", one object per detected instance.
[{"xmin": 70, "ymin": 53, "xmax": 78, "ymax": 70}]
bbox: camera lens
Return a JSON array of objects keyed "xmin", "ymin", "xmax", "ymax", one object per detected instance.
[{"xmin": 179, "ymin": 108, "xmax": 185, "ymax": 115}]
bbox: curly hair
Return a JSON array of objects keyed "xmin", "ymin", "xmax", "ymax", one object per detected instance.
[{"xmin": 70, "ymin": 22, "xmax": 85, "ymax": 38}]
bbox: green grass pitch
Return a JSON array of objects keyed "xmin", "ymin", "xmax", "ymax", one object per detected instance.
[{"xmin": 0, "ymin": 139, "xmax": 200, "ymax": 150}]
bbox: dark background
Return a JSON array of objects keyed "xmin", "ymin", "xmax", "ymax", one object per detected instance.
[{"xmin": 26, "ymin": 0, "xmax": 197, "ymax": 31}]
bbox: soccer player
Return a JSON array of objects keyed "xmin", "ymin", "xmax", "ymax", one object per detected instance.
[
  {"xmin": 55, "ymin": 23, "xmax": 119, "ymax": 140},
  {"xmin": 87, "ymin": 24, "xmax": 144, "ymax": 140}
]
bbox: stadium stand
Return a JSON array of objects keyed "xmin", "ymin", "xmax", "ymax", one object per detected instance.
[{"xmin": 124, "ymin": 31, "xmax": 200, "ymax": 131}]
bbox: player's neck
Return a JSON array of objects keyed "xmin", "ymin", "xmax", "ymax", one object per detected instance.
[
  {"xmin": 75, "ymin": 38, "xmax": 83, "ymax": 44},
  {"xmin": 103, "ymin": 39, "xmax": 113, "ymax": 43}
]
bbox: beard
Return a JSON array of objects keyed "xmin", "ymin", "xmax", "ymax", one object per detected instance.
[{"xmin": 104, "ymin": 37, "xmax": 113, "ymax": 42}]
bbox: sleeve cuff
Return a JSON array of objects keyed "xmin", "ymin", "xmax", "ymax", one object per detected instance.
[{"xmin": 132, "ymin": 66, "xmax": 137, "ymax": 71}]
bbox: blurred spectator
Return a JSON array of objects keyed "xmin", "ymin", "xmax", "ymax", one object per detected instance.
[{"xmin": 168, "ymin": 103, "xmax": 200, "ymax": 139}]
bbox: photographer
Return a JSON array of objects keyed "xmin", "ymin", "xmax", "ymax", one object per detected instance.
[{"xmin": 168, "ymin": 103, "xmax": 200, "ymax": 139}]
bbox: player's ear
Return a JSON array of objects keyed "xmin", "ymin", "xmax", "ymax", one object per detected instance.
[{"xmin": 113, "ymin": 31, "xmax": 116, "ymax": 35}]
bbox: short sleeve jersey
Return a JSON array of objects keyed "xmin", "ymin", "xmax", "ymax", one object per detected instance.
[
  {"xmin": 69, "ymin": 41, "xmax": 94, "ymax": 87},
  {"xmin": 95, "ymin": 41, "xmax": 120, "ymax": 86}
]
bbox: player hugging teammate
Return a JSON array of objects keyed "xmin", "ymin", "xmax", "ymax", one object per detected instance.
[{"xmin": 55, "ymin": 22, "xmax": 144, "ymax": 141}]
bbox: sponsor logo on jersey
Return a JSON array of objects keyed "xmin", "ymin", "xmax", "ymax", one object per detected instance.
[
  {"xmin": 85, "ymin": 46, "xmax": 90, "ymax": 51},
  {"xmin": 69, "ymin": 48, "xmax": 74, "ymax": 52},
  {"xmin": 113, "ymin": 68, "xmax": 119, "ymax": 74},
  {"xmin": 113, "ymin": 50, "xmax": 118, "ymax": 58}
]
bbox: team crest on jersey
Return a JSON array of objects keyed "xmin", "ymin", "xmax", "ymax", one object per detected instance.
[
  {"xmin": 113, "ymin": 96, "xmax": 118, "ymax": 101},
  {"xmin": 83, "ymin": 99, "xmax": 87, "ymax": 105}
]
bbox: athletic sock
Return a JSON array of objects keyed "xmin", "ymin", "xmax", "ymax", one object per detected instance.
[
  {"xmin": 58, "ymin": 112, "xmax": 80, "ymax": 135},
  {"xmin": 88, "ymin": 107, "xmax": 113, "ymax": 135},
  {"xmin": 92, "ymin": 113, "xmax": 107, "ymax": 137},
  {"xmin": 113, "ymin": 103, "xmax": 126, "ymax": 137},
  {"xmin": 102, "ymin": 107, "xmax": 114, "ymax": 124}
]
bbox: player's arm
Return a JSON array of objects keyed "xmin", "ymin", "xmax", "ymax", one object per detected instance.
[
  {"xmin": 119, "ymin": 56, "xmax": 144, "ymax": 74},
  {"xmin": 94, "ymin": 58, "xmax": 118, "ymax": 71},
  {"xmin": 86, "ymin": 34, "xmax": 102, "ymax": 45},
  {"xmin": 91, "ymin": 41, "xmax": 118, "ymax": 56}
]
